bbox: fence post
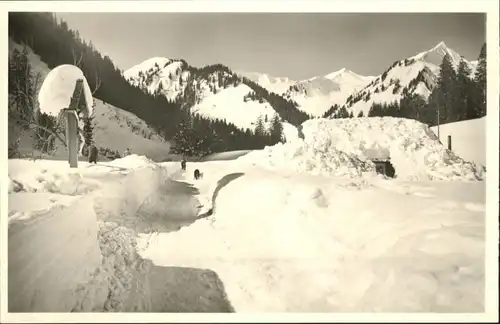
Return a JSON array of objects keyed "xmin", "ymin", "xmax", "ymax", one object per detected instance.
[{"xmin": 447, "ymin": 135, "xmax": 452, "ymax": 151}]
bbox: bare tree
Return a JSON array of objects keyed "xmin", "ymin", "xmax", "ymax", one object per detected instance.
[
  {"xmin": 71, "ymin": 48, "xmax": 83, "ymax": 67},
  {"xmin": 92, "ymin": 74, "xmax": 101, "ymax": 95}
]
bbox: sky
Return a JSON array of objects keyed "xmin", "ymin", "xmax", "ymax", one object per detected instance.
[{"xmin": 56, "ymin": 12, "xmax": 485, "ymax": 80}]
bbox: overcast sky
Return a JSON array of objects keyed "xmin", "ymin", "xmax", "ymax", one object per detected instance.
[{"xmin": 56, "ymin": 12, "xmax": 485, "ymax": 80}]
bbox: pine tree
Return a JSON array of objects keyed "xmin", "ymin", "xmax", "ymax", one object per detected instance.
[
  {"xmin": 455, "ymin": 60, "xmax": 472, "ymax": 121},
  {"xmin": 82, "ymin": 116, "xmax": 95, "ymax": 147},
  {"xmin": 432, "ymin": 54, "xmax": 457, "ymax": 124},
  {"xmin": 255, "ymin": 115, "xmax": 265, "ymax": 136},
  {"xmin": 269, "ymin": 113, "xmax": 283, "ymax": 143},
  {"xmin": 473, "ymin": 42, "xmax": 486, "ymax": 117},
  {"xmin": 357, "ymin": 110, "xmax": 364, "ymax": 117},
  {"xmin": 337, "ymin": 106, "xmax": 350, "ymax": 118}
]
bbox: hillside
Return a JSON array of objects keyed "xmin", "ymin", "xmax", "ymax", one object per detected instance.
[
  {"xmin": 124, "ymin": 59, "xmax": 308, "ymax": 131},
  {"xmin": 334, "ymin": 42, "xmax": 478, "ymax": 117},
  {"xmin": 8, "ymin": 39, "xmax": 172, "ymax": 162}
]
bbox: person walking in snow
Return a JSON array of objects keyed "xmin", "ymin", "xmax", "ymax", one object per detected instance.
[
  {"xmin": 88, "ymin": 144, "xmax": 98, "ymax": 164},
  {"xmin": 123, "ymin": 148, "xmax": 131, "ymax": 157},
  {"xmin": 181, "ymin": 158, "xmax": 186, "ymax": 171}
]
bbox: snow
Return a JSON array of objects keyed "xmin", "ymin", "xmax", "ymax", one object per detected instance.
[
  {"xmin": 123, "ymin": 57, "xmax": 172, "ymax": 79},
  {"xmin": 38, "ymin": 64, "xmax": 94, "ymax": 119},
  {"xmin": 236, "ymin": 70, "xmax": 296, "ymax": 95},
  {"xmin": 411, "ymin": 41, "xmax": 470, "ymax": 70},
  {"xmin": 37, "ymin": 64, "xmax": 95, "ymax": 154},
  {"xmin": 431, "ymin": 117, "xmax": 486, "ymax": 167},
  {"xmin": 325, "ymin": 67, "xmax": 376, "ymax": 82},
  {"xmin": 190, "ymin": 84, "xmax": 277, "ymax": 131},
  {"xmin": 281, "ymin": 121, "xmax": 300, "ymax": 142},
  {"xmin": 6, "ymin": 129, "xmax": 489, "ymax": 315},
  {"xmin": 136, "ymin": 160, "xmax": 486, "ymax": 313},
  {"xmin": 124, "ymin": 58, "xmax": 188, "ymax": 101},
  {"xmin": 7, "ymin": 155, "xmax": 170, "ymax": 312},
  {"xmin": 239, "ymin": 117, "xmax": 484, "ymax": 181}
]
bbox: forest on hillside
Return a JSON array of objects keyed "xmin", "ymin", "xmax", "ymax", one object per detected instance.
[{"xmin": 7, "ymin": 12, "xmax": 286, "ymax": 159}]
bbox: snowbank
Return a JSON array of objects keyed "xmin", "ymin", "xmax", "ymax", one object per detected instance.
[
  {"xmin": 240, "ymin": 117, "xmax": 484, "ymax": 181},
  {"xmin": 431, "ymin": 117, "xmax": 486, "ymax": 167},
  {"xmin": 138, "ymin": 164, "xmax": 485, "ymax": 312},
  {"xmin": 7, "ymin": 156, "xmax": 168, "ymax": 312},
  {"xmin": 8, "ymin": 196, "xmax": 104, "ymax": 312}
]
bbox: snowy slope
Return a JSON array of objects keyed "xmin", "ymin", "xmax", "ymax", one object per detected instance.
[
  {"xmin": 8, "ymin": 40, "xmax": 171, "ymax": 161},
  {"xmin": 338, "ymin": 42, "xmax": 478, "ymax": 117},
  {"xmin": 431, "ymin": 117, "xmax": 486, "ymax": 167},
  {"xmin": 123, "ymin": 57, "xmax": 190, "ymax": 101},
  {"xmin": 190, "ymin": 84, "xmax": 278, "ymax": 131},
  {"xmin": 93, "ymin": 99, "xmax": 171, "ymax": 161}
]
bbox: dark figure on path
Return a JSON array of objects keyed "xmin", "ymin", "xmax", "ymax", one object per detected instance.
[
  {"xmin": 181, "ymin": 159, "xmax": 186, "ymax": 171},
  {"xmin": 194, "ymin": 169, "xmax": 201, "ymax": 180},
  {"xmin": 88, "ymin": 144, "xmax": 98, "ymax": 164}
]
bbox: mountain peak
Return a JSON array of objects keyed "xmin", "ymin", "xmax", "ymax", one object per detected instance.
[
  {"xmin": 324, "ymin": 68, "xmax": 350, "ymax": 79},
  {"xmin": 410, "ymin": 41, "xmax": 464, "ymax": 67},
  {"xmin": 434, "ymin": 41, "xmax": 447, "ymax": 49}
]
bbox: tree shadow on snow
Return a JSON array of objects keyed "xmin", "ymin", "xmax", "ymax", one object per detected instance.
[{"xmin": 137, "ymin": 264, "xmax": 235, "ymax": 312}]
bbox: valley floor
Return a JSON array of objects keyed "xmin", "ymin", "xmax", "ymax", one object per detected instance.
[{"xmin": 6, "ymin": 154, "xmax": 486, "ymax": 313}]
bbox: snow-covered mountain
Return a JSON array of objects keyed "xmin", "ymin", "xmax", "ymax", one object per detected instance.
[
  {"xmin": 331, "ymin": 41, "xmax": 478, "ymax": 117},
  {"xmin": 124, "ymin": 57, "xmax": 191, "ymax": 102},
  {"xmin": 283, "ymin": 68, "xmax": 376, "ymax": 117},
  {"xmin": 235, "ymin": 70, "xmax": 296, "ymax": 95},
  {"xmin": 124, "ymin": 60, "xmax": 300, "ymax": 132},
  {"xmin": 9, "ymin": 40, "xmax": 172, "ymax": 161},
  {"xmin": 236, "ymin": 68, "xmax": 375, "ymax": 117},
  {"xmin": 124, "ymin": 40, "xmax": 478, "ymax": 127}
]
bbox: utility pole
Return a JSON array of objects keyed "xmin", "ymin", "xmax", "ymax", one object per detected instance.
[{"xmin": 437, "ymin": 106, "xmax": 440, "ymax": 143}]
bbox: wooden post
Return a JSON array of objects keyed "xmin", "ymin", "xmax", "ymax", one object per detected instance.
[
  {"xmin": 447, "ymin": 135, "xmax": 452, "ymax": 151},
  {"xmin": 65, "ymin": 110, "xmax": 79, "ymax": 168},
  {"xmin": 65, "ymin": 79, "xmax": 85, "ymax": 168}
]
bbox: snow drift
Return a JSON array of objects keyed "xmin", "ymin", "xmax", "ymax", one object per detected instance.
[
  {"xmin": 239, "ymin": 117, "xmax": 484, "ymax": 181},
  {"xmin": 7, "ymin": 155, "xmax": 170, "ymax": 312}
]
